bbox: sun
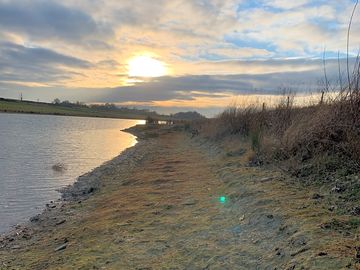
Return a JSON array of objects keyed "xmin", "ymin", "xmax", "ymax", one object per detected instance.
[{"xmin": 127, "ymin": 55, "xmax": 167, "ymax": 78}]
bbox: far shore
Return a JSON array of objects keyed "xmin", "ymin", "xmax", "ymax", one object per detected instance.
[
  {"xmin": 0, "ymin": 109, "xmax": 146, "ymax": 121},
  {"xmin": 0, "ymin": 98, "xmax": 168, "ymax": 121}
]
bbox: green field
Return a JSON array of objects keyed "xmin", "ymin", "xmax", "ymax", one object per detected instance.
[{"xmin": 0, "ymin": 98, "xmax": 168, "ymax": 120}]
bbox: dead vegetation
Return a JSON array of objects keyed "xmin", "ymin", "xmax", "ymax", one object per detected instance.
[
  {"xmin": 196, "ymin": 86, "xmax": 360, "ymax": 170},
  {"xmin": 191, "ymin": 4, "xmax": 360, "ymax": 216}
]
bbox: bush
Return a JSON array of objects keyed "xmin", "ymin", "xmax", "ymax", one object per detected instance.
[{"xmin": 195, "ymin": 84, "xmax": 360, "ymax": 173}]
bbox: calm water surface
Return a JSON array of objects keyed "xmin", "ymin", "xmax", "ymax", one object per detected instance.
[{"xmin": 0, "ymin": 113, "xmax": 144, "ymax": 234}]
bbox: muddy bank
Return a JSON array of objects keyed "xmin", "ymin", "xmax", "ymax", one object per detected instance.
[{"xmin": 0, "ymin": 125, "xmax": 359, "ymax": 269}]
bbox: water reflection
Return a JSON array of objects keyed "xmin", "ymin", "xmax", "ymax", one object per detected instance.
[{"xmin": 0, "ymin": 113, "xmax": 144, "ymax": 233}]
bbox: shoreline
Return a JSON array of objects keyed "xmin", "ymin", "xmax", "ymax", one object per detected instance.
[
  {"xmin": 0, "ymin": 126, "xmax": 143, "ymax": 238},
  {"xmin": 0, "ymin": 110, "xmax": 147, "ymax": 121},
  {"xmin": 0, "ymin": 125, "xmax": 359, "ymax": 269}
]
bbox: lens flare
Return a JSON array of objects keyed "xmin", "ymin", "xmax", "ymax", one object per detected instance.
[{"xmin": 219, "ymin": 196, "xmax": 227, "ymax": 204}]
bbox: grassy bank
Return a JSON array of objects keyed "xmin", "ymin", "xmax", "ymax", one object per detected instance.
[
  {"xmin": 0, "ymin": 98, "xmax": 168, "ymax": 120},
  {"xmin": 0, "ymin": 124, "xmax": 359, "ymax": 269},
  {"xmin": 190, "ymin": 85, "xmax": 360, "ymax": 218}
]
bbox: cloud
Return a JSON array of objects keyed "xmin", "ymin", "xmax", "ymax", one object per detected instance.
[
  {"xmin": 0, "ymin": 0, "xmax": 360, "ymax": 113},
  {"xmin": 0, "ymin": 0, "xmax": 113, "ymax": 42},
  {"xmin": 0, "ymin": 42, "xmax": 91, "ymax": 84},
  {"xmin": 0, "ymin": 54, "xmax": 354, "ymax": 102},
  {"xmin": 89, "ymin": 58, "xmax": 347, "ymax": 104},
  {"xmin": 263, "ymin": 0, "xmax": 310, "ymax": 10}
]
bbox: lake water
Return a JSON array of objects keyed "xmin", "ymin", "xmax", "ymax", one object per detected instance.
[{"xmin": 0, "ymin": 113, "xmax": 144, "ymax": 234}]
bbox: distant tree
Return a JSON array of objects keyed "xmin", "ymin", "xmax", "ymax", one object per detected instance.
[
  {"xmin": 104, "ymin": 103, "xmax": 117, "ymax": 110},
  {"xmin": 172, "ymin": 111, "xmax": 205, "ymax": 120},
  {"xmin": 61, "ymin": 100, "xmax": 71, "ymax": 107},
  {"xmin": 75, "ymin": 101, "xmax": 87, "ymax": 107},
  {"xmin": 53, "ymin": 98, "xmax": 61, "ymax": 105},
  {"xmin": 146, "ymin": 116, "xmax": 157, "ymax": 125}
]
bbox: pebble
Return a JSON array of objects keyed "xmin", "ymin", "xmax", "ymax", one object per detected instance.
[
  {"xmin": 30, "ymin": 215, "xmax": 40, "ymax": 223},
  {"xmin": 260, "ymin": 177, "xmax": 274, "ymax": 182},
  {"xmin": 312, "ymin": 193, "xmax": 323, "ymax": 200},
  {"xmin": 54, "ymin": 243, "xmax": 67, "ymax": 252},
  {"xmin": 183, "ymin": 199, "xmax": 196, "ymax": 206},
  {"xmin": 56, "ymin": 219, "xmax": 66, "ymax": 226},
  {"xmin": 331, "ymin": 185, "xmax": 345, "ymax": 193}
]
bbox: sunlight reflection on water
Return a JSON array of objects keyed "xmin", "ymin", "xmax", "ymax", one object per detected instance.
[{"xmin": 0, "ymin": 113, "xmax": 144, "ymax": 233}]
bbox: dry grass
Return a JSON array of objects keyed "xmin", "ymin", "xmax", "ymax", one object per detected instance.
[
  {"xmin": 196, "ymin": 1, "xmax": 360, "ymax": 176},
  {"xmin": 192, "ymin": 61, "xmax": 360, "ymax": 202},
  {"xmin": 1, "ymin": 126, "xmax": 358, "ymax": 269}
]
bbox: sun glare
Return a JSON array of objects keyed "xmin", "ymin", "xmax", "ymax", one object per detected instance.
[{"xmin": 128, "ymin": 55, "xmax": 167, "ymax": 78}]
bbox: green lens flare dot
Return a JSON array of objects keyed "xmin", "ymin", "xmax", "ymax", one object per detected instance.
[{"xmin": 219, "ymin": 196, "xmax": 226, "ymax": 204}]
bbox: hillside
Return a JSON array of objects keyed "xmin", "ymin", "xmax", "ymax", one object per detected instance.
[{"xmin": 0, "ymin": 98, "xmax": 168, "ymax": 120}]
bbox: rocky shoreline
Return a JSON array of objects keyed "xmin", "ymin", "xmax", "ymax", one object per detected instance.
[{"xmin": 0, "ymin": 126, "xmax": 148, "ymax": 252}]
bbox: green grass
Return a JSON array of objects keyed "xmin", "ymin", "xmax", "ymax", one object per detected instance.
[{"xmin": 0, "ymin": 99, "xmax": 168, "ymax": 120}]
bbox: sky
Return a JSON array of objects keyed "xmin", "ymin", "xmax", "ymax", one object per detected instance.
[{"xmin": 0, "ymin": 0, "xmax": 360, "ymax": 115}]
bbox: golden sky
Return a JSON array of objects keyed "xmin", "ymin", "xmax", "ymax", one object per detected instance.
[{"xmin": 0, "ymin": 0, "xmax": 359, "ymax": 115}]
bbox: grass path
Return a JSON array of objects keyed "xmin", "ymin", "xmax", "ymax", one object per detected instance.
[{"xmin": 0, "ymin": 127, "xmax": 359, "ymax": 269}]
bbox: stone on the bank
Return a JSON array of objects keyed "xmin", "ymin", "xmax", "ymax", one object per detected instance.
[{"xmin": 54, "ymin": 243, "xmax": 67, "ymax": 252}]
